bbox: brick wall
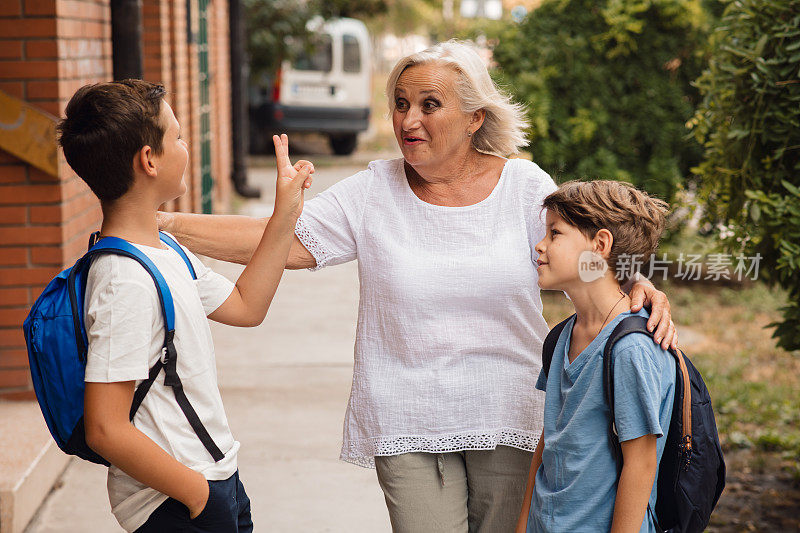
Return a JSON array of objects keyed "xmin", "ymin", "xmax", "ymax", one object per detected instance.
[{"xmin": 0, "ymin": 0, "xmax": 232, "ymax": 399}]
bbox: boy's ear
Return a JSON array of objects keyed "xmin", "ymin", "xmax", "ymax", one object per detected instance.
[
  {"xmin": 594, "ymin": 229, "xmax": 614, "ymax": 259},
  {"xmin": 134, "ymin": 145, "xmax": 157, "ymax": 178}
]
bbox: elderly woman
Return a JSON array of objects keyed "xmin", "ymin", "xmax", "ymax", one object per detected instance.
[{"xmin": 160, "ymin": 41, "xmax": 677, "ymax": 532}]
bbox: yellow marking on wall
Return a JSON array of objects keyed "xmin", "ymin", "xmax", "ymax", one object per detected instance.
[{"xmin": 0, "ymin": 90, "xmax": 58, "ymax": 177}]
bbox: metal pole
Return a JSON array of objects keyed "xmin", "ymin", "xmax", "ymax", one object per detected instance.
[
  {"xmin": 110, "ymin": 0, "xmax": 144, "ymax": 80},
  {"xmin": 228, "ymin": 0, "xmax": 260, "ymax": 198}
]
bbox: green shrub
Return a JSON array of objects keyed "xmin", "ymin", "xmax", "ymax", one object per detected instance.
[
  {"xmin": 492, "ymin": 0, "xmax": 711, "ymax": 202},
  {"xmin": 690, "ymin": 0, "xmax": 800, "ymax": 351}
]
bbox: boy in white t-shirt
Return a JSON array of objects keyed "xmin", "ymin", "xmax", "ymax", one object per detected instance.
[{"xmin": 56, "ymin": 79, "xmax": 313, "ymax": 532}]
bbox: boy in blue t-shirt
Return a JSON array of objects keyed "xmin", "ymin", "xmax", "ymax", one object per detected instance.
[{"xmin": 516, "ymin": 180, "xmax": 676, "ymax": 533}]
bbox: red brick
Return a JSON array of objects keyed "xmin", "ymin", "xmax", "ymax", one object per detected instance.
[
  {"xmin": 0, "ymin": 165, "xmax": 27, "ymax": 184},
  {"xmin": 0, "ymin": 40, "xmax": 23, "ymax": 59},
  {"xmin": 61, "ymin": 39, "xmax": 103, "ymax": 60},
  {"xmin": 29, "ymin": 284, "xmax": 46, "ymax": 299},
  {"xmin": 0, "ymin": 267, "xmax": 59, "ymax": 289},
  {"xmin": 63, "ymin": 202, "xmax": 99, "ymax": 233},
  {"xmin": 58, "ymin": 19, "xmax": 106, "ymax": 39},
  {"xmin": 0, "ymin": 389, "xmax": 35, "ymax": 400},
  {"xmin": 0, "ymin": 368, "xmax": 29, "ymax": 387},
  {"xmin": 0, "ymin": 18, "xmax": 56, "ymax": 38},
  {"xmin": 0, "ymin": 327, "xmax": 24, "ymax": 347},
  {"xmin": 62, "ymin": 191, "xmax": 98, "ymax": 219},
  {"xmin": 0, "ymin": 206, "xmax": 26, "ymax": 224},
  {"xmin": 0, "ymin": 349, "xmax": 28, "ymax": 368},
  {"xmin": 0, "ymin": 288, "xmax": 28, "ymax": 306},
  {"xmin": 142, "ymin": 3, "xmax": 161, "ymax": 16},
  {"xmin": 0, "ymin": 226, "xmax": 61, "ymax": 245},
  {"xmin": 26, "ymin": 80, "xmax": 58, "ymax": 99},
  {"xmin": 60, "ymin": 56, "xmax": 107, "ymax": 78},
  {"xmin": 0, "ymin": 60, "xmax": 58, "ymax": 79},
  {"xmin": 0, "ymin": 184, "xmax": 61, "ymax": 204},
  {"xmin": 0, "ymin": 81, "xmax": 23, "ymax": 99},
  {"xmin": 60, "ymin": 0, "xmax": 107, "ymax": 20},
  {"xmin": 61, "ymin": 176, "xmax": 90, "ymax": 201},
  {"xmin": 29, "ymin": 204, "xmax": 61, "ymax": 223},
  {"xmin": 0, "ymin": 307, "xmax": 28, "ymax": 325},
  {"xmin": 61, "ymin": 233, "xmax": 85, "ymax": 263},
  {"xmin": 30, "ymin": 245, "xmax": 62, "ymax": 265},
  {"xmin": 25, "ymin": 0, "xmax": 55, "ymax": 15},
  {"xmin": 0, "ymin": 150, "xmax": 21, "ymax": 168},
  {"xmin": 0, "ymin": 0, "xmax": 22, "ymax": 15},
  {"xmin": 0, "ymin": 247, "xmax": 27, "ymax": 265},
  {"xmin": 24, "ymin": 40, "xmax": 58, "ymax": 59},
  {"xmin": 34, "ymin": 100, "xmax": 60, "ymax": 116},
  {"xmin": 28, "ymin": 166, "xmax": 58, "ymax": 182}
]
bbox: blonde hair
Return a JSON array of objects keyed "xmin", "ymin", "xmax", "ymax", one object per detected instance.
[
  {"xmin": 542, "ymin": 180, "xmax": 670, "ymax": 282},
  {"xmin": 386, "ymin": 40, "xmax": 528, "ymax": 157}
]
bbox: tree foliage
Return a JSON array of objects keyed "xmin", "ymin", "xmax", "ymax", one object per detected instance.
[
  {"xmin": 690, "ymin": 0, "xmax": 800, "ymax": 351},
  {"xmin": 245, "ymin": 0, "xmax": 389, "ymax": 78},
  {"xmin": 492, "ymin": 0, "xmax": 711, "ymax": 202},
  {"xmin": 245, "ymin": 0, "xmax": 313, "ymax": 77}
]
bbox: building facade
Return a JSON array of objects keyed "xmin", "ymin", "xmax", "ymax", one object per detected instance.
[{"xmin": 0, "ymin": 0, "xmax": 233, "ymax": 399}]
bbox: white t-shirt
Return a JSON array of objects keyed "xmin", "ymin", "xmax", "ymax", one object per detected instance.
[
  {"xmin": 295, "ymin": 157, "xmax": 557, "ymax": 467},
  {"xmin": 84, "ymin": 235, "xmax": 237, "ymax": 532}
]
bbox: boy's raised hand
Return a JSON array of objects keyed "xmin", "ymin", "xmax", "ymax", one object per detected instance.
[{"xmin": 273, "ymin": 134, "xmax": 313, "ymax": 220}]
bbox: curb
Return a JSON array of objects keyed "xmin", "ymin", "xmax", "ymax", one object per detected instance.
[{"xmin": 0, "ymin": 402, "xmax": 70, "ymax": 533}]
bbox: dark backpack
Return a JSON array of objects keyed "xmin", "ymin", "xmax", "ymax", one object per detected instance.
[
  {"xmin": 542, "ymin": 314, "xmax": 726, "ymax": 533},
  {"xmin": 23, "ymin": 232, "xmax": 225, "ymax": 465}
]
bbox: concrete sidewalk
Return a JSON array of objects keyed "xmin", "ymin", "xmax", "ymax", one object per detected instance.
[{"xmin": 25, "ymin": 161, "xmax": 393, "ymax": 532}]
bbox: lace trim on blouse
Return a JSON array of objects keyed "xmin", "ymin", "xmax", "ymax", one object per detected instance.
[
  {"xmin": 340, "ymin": 429, "xmax": 541, "ymax": 468},
  {"xmin": 295, "ymin": 217, "xmax": 331, "ymax": 271}
]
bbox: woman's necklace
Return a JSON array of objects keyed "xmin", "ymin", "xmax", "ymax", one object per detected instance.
[{"xmin": 598, "ymin": 288, "xmax": 629, "ymax": 337}]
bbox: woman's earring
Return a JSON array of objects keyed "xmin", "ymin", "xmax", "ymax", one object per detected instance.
[{"xmin": 467, "ymin": 131, "xmax": 473, "ymax": 137}]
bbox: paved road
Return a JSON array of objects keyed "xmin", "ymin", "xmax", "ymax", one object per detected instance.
[{"xmin": 26, "ymin": 154, "xmax": 396, "ymax": 532}]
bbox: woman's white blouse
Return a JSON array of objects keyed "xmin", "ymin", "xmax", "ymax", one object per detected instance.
[{"xmin": 295, "ymin": 157, "xmax": 557, "ymax": 467}]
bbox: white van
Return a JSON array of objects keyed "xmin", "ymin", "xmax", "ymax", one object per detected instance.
[{"xmin": 249, "ymin": 17, "xmax": 372, "ymax": 155}]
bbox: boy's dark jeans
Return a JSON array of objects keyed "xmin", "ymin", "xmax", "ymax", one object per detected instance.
[{"xmin": 135, "ymin": 470, "xmax": 252, "ymax": 532}]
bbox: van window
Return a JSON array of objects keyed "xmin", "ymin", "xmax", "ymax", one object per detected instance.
[
  {"xmin": 292, "ymin": 35, "xmax": 333, "ymax": 72},
  {"xmin": 342, "ymin": 34, "xmax": 361, "ymax": 73}
]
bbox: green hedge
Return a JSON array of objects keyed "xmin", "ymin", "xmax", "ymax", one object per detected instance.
[
  {"xmin": 690, "ymin": 0, "xmax": 800, "ymax": 351},
  {"xmin": 492, "ymin": 0, "xmax": 711, "ymax": 202}
]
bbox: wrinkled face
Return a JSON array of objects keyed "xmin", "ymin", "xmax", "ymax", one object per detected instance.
[
  {"xmin": 392, "ymin": 63, "xmax": 476, "ymax": 171},
  {"xmin": 152, "ymin": 100, "xmax": 188, "ymax": 201},
  {"xmin": 534, "ymin": 210, "xmax": 596, "ymax": 290}
]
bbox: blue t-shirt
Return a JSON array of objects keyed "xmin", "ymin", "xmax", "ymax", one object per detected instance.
[{"xmin": 527, "ymin": 309, "xmax": 676, "ymax": 533}]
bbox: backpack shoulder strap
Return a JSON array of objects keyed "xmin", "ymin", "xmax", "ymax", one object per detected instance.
[
  {"xmin": 604, "ymin": 316, "xmax": 677, "ymax": 532},
  {"xmin": 542, "ymin": 314, "xmax": 575, "ymax": 379},
  {"xmin": 74, "ymin": 236, "xmax": 225, "ymax": 462},
  {"xmin": 602, "ymin": 316, "xmax": 654, "ymax": 465},
  {"xmin": 159, "ymin": 232, "xmax": 197, "ymax": 280},
  {"xmin": 76, "ymin": 237, "xmax": 177, "ymax": 339}
]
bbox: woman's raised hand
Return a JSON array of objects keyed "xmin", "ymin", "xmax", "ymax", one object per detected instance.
[{"xmin": 272, "ymin": 134, "xmax": 314, "ymax": 220}]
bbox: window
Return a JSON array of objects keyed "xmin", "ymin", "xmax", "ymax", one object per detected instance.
[
  {"xmin": 342, "ymin": 34, "xmax": 361, "ymax": 73},
  {"xmin": 292, "ymin": 35, "xmax": 333, "ymax": 72}
]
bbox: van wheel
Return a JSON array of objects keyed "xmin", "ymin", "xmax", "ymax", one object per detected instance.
[{"xmin": 329, "ymin": 134, "xmax": 357, "ymax": 156}]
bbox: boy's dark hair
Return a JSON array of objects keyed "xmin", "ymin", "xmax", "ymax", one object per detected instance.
[
  {"xmin": 542, "ymin": 180, "xmax": 669, "ymax": 282},
  {"xmin": 57, "ymin": 79, "xmax": 167, "ymax": 202}
]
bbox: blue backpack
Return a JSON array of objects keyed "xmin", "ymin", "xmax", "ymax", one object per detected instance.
[
  {"xmin": 23, "ymin": 232, "xmax": 224, "ymax": 466},
  {"xmin": 541, "ymin": 314, "xmax": 726, "ymax": 533}
]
